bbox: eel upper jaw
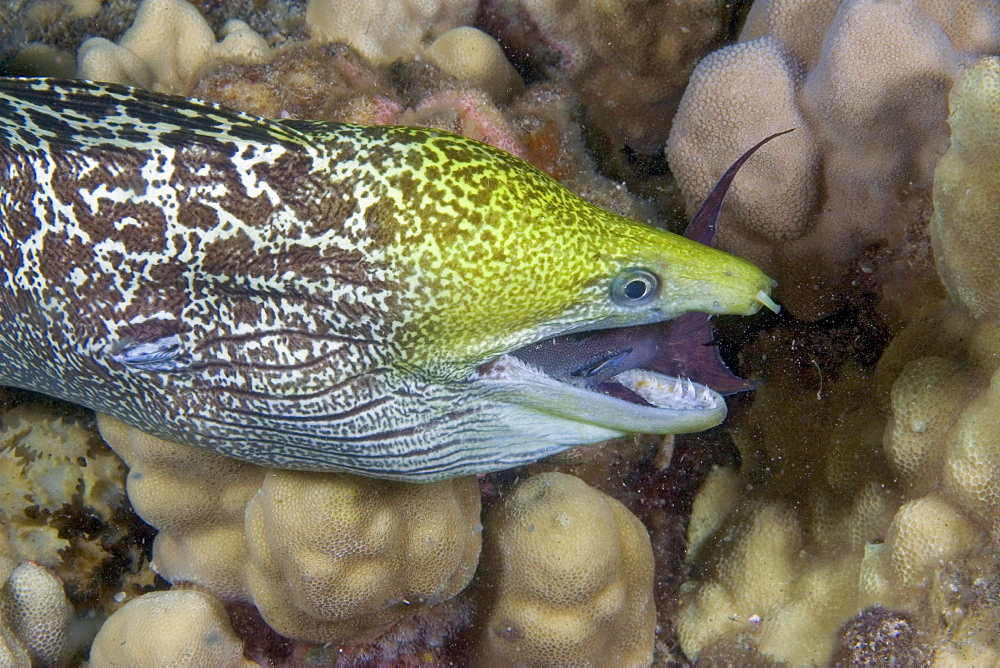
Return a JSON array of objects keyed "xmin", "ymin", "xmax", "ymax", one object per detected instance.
[{"xmin": 469, "ymin": 353, "xmax": 727, "ymax": 436}]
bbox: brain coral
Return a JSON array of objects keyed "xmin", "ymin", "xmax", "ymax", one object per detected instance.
[
  {"xmin": 476, "ymin": 472, "xmax": 655, "ymax": 665},
  {"xmin": 667, "ymin": 0, "xmax": 1000, "ymax": 319}
]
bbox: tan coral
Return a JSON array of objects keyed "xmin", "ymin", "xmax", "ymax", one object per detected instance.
[
  {"xmin": 931, "ymin": 56, "xmax": 1000, "ymax": 319},
  {"xmin": 676, "ymin": 353, "xmax": 902, "ymax": 663},
  {"xmin": 739, "ymin": 0, "xmax": 841, "ymax": 70},
  {"xmin": 666, "ymin": 15, "xmax": 1000, "ymax": 668},
  {"xmin": 1, "ymin": 404, "xmax": 127, "ymax": 568},
  {"xmin": 1, "ymin": 562, "xmax": 72, "ymax": 666},
  {"xmin": 917, "ymin": 0, "xmax": 1000, "ymax": 53},
  {"xmin": 305, "ymin": 0, "xmax": 477, "ymax": 64},
  {"xmin": 679, "ymin": 501, "xmax": 809, "ymax": 658},
  {"xmin": 99, "ymin": 415, "xmax": 482, "ymax": 645},
  {"xmin": 245, "ymin": 469, "xmax": 481, "ymax": 643},
  {"xmin": 858, "ymin": 495, "xmax": 981, "ymax": 613},
  {"xmin": 686, "ymin": 465, "xmax": 743, "ymax": 558},
  {"xmin": 76, "ymin": 0, "xmax": 271, "ymax": 93},
  {"xmin": 97, "ymin": 415, "xmax": 263, "ymax": 600},
  {"xmin": 665, "ymin": 36, "xmax": 820, "ymax": 275},
  {"xmin": 423, "ymin": 27, "xmax": 524, "ymax": 103},
  {"xmin": 885, "ymin": 357, "xmax": 979, "ymax": 496},
  {"xmin": 679, "ymin": 489, "xmax": 882, "ymax": 664},
  {"xmin": 668, "ymin": 0, "xmax": 1000, "ymax": 319},
  {"xmin": 476, "ymin": 472, "xmax": 655, "ymax": 666},
  {"xmin": 929, "ymin": 61, "xmax": 1000, "ymax": 535},
  {"xmin": 88, "ymin": 589, "xmax": 254, "ymax": 667},
  {"xmin": 0, "ymin": 624, "xmax": 28, "ymax": 668},
  {"xmin": 885, "ymin": 495, "xmax": 978, "ymax": 588},
  {"xmin": 943, "ymin": 369, "xmax": 1000, "ymax": 533}
]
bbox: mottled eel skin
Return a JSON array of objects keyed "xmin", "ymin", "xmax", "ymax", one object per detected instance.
[{"xmin": 0, "ymin": 77, "xmax": 775, "ymax": 481}]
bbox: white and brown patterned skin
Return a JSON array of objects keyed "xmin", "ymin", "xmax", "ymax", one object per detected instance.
[{"xmin": 0, "ymin": 78, "xmax": 775, "ymax": 481}]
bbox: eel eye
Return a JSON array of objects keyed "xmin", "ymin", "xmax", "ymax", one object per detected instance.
[{"xmin": 610, "ymin": 268, "xmax": 660, "ymax": 306}]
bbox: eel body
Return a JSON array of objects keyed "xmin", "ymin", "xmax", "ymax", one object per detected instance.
[{"xmin": 0, "ymin": 77, "xmax": 776, "ymax": 481}]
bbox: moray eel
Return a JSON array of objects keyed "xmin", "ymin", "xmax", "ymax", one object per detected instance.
[{"xmin": 0, "ymin": 77, "xmax": 777, "ymax": 481}]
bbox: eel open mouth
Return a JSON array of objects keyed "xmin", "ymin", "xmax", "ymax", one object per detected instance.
[
  {"xmin": 471, "ymin": 131, "xmax": 788, "ymax": 432},
  {"xmin": 469, "ymin": 311, "xmax": 752, "ymax": 435},
  {"xmin": 506, "ymin": 310, "xmax": 754, "ymax": 406}
]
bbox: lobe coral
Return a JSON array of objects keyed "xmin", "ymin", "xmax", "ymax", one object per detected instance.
[{"xmin": 667, "ymin": 0, "xmax": 1000, "ymax": 320}]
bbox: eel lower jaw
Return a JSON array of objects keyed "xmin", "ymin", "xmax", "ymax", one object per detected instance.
[{"xmin": 470, "ymin": 354, "xmax": 727, "ymax": 435}]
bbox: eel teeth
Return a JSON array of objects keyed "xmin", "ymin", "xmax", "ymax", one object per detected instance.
[{"xmin": 612, "ymin": 369, "xmax": 718, "ymax": 411}]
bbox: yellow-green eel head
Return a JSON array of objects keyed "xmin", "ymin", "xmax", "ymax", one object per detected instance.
[{"xmin": 0, "ymin": 78, "xmax": 776, "ymax": 481}]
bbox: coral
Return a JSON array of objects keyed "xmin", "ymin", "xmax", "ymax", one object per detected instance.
[
  {"xmin": 76, "ymin": 0, "xmax": 272, "ymax": 93},
  {"xmin": 305, "ymin": 0, "xmax": 476, "ymax": 64},
  {"xmin": 0, "ymin": 625, "xmax": 28, "ymax": 667},
  {"xmin": 884, "ymin": 357, "xmax": 978, "ymax": 496},
  {"xmin": 4, "ymin": 42, "xmax": 77, "ymax": 78},
  {"xmin": 0, "ymin": 403, "xmax": 127, "ymax": 569},
  {"xmin": 739, "ymin": 0, "xmax": 841, "ymax": 70},
  {"xmin": 865, "ymin": 496, "xmax": 978, "ymax": 594},
  {"xmin": 97, "ymin": 414, "xmax": 263, "ymax": 600},
  {"xmin": 0, "ymin": 395, "xmax": 157, "ymax": 643},
  {"xmin": 422, "ymin": 27, "xmax": 524, "ymax": 103},
  {"xmin": 674, "ymin": 326, "xmax": 899, "ymax": 664},
  {"xmin": 667, "ymin": 0, "xmax": 1000, "ymax": 320},
  {"xmin": 1, "ymin": 562, "xmax": 73, "ymax": 666},
  {"xmin": 244, "ymin": 469, "xmax": 481, "ymax": 643},
  {"xmin": 931, "ymin": 55, "xmax": 1000, "ymax": 319},
  {"xmin": 944, "ymin": 376, "xmax": 1000, "ymax": 531},
  {"xmin": 677, "ymin": 496, "xmax": 869, "ymax": 664},
  {"xmin": 685, "ymin": 464, "xmax": 743, "ymax": 559},
  {"xmin": 676, "ymin": 54, "xmax": 1000, "ymax": 664},
  {"xmin": 476, "ymin": 472, "xmax": 655, "ymax": 666},
  {"xmin": 98, "ymin": 416, "xmax": 482, "ymax": 645},
  {"xmin": 88, "ymin": 589, "xmax": 254, "ymax": 667}
]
